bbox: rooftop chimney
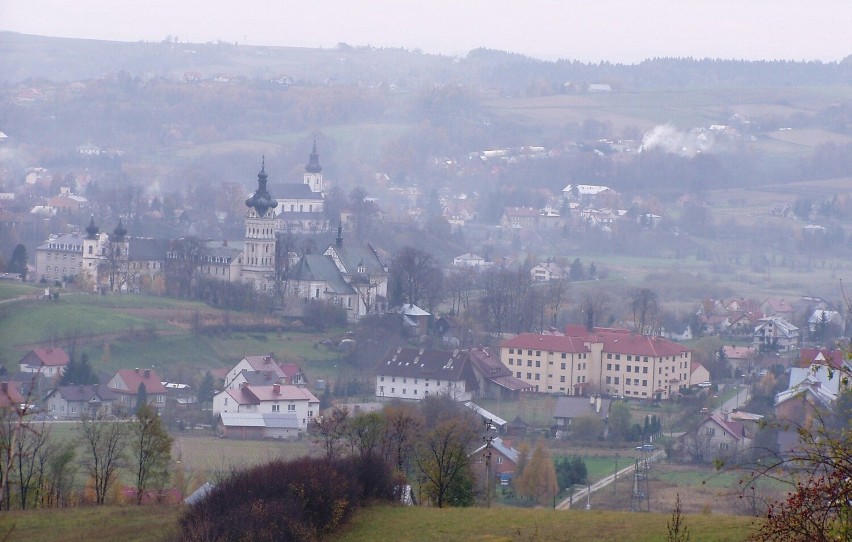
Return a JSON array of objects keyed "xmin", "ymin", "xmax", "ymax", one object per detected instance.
[
  {"xmin": 272, "ymin": 383, "xmax": 281, "ymax": 395},
  {"xmin": 144, "ymin": 369, "xmax": 151, "ymax": 378}
]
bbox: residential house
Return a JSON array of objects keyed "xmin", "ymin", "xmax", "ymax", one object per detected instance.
[
  {"xmin": 808, "ymin": 309, "xmax": 843, "ymax": 335},
  {"xmin": 689, "ymin": 362, "xmax": 710, "ymax": 387},
  {"xmin": 107, "ymin": 368, "xmax": 167, "ymax": 412},
  {"xmin": 224, "ymin": 354, "xmax": 286, "ymax": 388},
  {"xmin": 375, "ymin": 347, "xmax": 479, "ymax": 402},
  {"xmin": 760, "ymin": 299, "xmax": 794, "ymax": 320},
  {"xmin": 392, "ymin": 303, "xmax": 430, "ymax": 336},
  {"xmin": 19, "ymin": 348, "xmax": 69, "ymax": 379},
  {"xmin": 212, "ymin": 383, "xmax": 319, "ymax": 432},
  {"xmin": 452, "ymin": 253, "xmax": 487, "ymax": 268},
  {"xmin": 279, "ymin": 363, "xmax": 308, "ymax": 387},
  {"xmin": 470, "ymin": 436, "xmax": 520, "ymax": 487},
  {"xmin": 679, "ymin": 414, "xmax": 751, "ymax": 463},
  {"xmin": 46, "ymin": 384, "xmax": 119, "ymax": 419},
  {"xmin": 0, "ymin": 382, "xmax": 25, "ymax": 410},
  {"xmin": 753, "ymin": 316, "xmax": 799, "ymax": 352},
  {"xmin": 530, "ymin": 262, "xmax": 564, "ymax": 282},
  {"xmin": 499, "ymin": 207, "xmax": 539, "ymax": 231},
  {"xmin": 466, "ymin": 347, "xmax": 534, "ymax": 400},
  {"xmin": 552, "ymin": 395, "xmax": 611, "ymax": 436}
]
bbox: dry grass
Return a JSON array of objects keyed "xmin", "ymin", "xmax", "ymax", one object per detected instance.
[
  {"xmin": 1, "ymin": 505, "xmax": 181, "ymax": 542},
  {"xmin": 333, "ymin": 506, "xmax": 757, "ymax": 542}
]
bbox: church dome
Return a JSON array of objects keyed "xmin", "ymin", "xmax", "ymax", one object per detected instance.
[{"xmin": 245, "ymin": 159, "xmax": 279, "ymax": 216}]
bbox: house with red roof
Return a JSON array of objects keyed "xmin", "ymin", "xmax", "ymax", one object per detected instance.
[
  {"xmin": 19, "ymin": 348, "xmax": 70, "ymax": 379},
  {"xmin": 500, "ymin": 326, "xmax": 692, "ymax": 400},
  {"xmin": 107, "ymin": 368, "xmax": 167, "ymax": 411},
  {"xmin": 689, "ymin": 362, "xmax": 710, "ymax": 387},
  {"xmin": 0, "ymin": 381, "xmax": 26, "ymax": 410}
]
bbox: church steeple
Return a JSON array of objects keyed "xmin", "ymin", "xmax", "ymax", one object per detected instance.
[
  {"xmin": 85, "ymin": 216, "xmax": 99, "ymax": 239},
  {"xmin": 305, "ymin": 140, "xmax": 322, "ymax": 174},
  {"xmin": 245, "ymin": 157, "xmax": 278, "ymax": 216},
  {"xmin": 336, "ymin": 223, "xmax": 343, "ymax": 246},
  {"xmin": 111, "ymin": 218, "xmax": 127, "ymax": 241}
]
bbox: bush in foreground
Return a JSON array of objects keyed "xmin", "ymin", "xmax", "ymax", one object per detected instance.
[{"xmin": 179, "ymin": 455, "xmax": 398, "ymax": 542}]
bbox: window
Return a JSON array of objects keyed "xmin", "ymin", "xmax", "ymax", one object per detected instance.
[
  {"xmin": 527, "ymin": 350, "xmax": 532, "ymax": 355},
  {"xmin": 606, "ymin": 376, "xmax": 611, "ymax": 384},
  {"xmin": 607, "ymin": 363, "xmax": 612, "ymax": 371},
  {"xmin": 508, "ymin": 358, "xmax": 513, "ymax": 365},
  {"xmin": 560, "ymin": 376, "xmax": 565, "ymax": 382},
  {"xmin": 272, "ymin": 404, "xmax": 280, "ymax": 412},
  {"xmin": 561, "ymin": 363, "xmax": 566, "ymax": 370},
  {"xmin": 155, "ymin": 395, "xmax": 164, "ymax": 403},
  {"xmin": 516, "ymin": 372, "xmax": 521, "ymax": 378},
  {"xmin": 527, "ymin": 360, "xmax": 532, "ymax": 367},
  {"xmin": 561, "ymin": 353, "xmax": 567, "ymax": 359},
  {"xmin": 615, "ymin": 354, "xmax": 621, "ymax": 360},
  {"xmin": 535, "ymin": 360, "xmax": 540, "ymax": 368},
  {"xmin": 615, "ymin": 364, "xmax": 620, "ymax": 371},
  {"xmin": 527, "ymin": 373, "xmax": 532, "ymax": 379},
  {"xmin": 643, "ymin": 367, "xmax": 648, "ymax": 374},
  {"xmin": 403, "ymin": 389, "xmax": 406, "ymax": 394},
  {"xmin": 536, "ymin": 350, "xmax": 541, "ymax": 356},
  {"xmin": 509, "ymin": 349, "xmax": 515, "ymax": 354},
  {"xmin": 288, "ymin": 404, "xmax": 296, "ymax": 411},
  {"xmin": 534, "ymin": 374, "xmax": 540, "ymax": 381},
  {"xmin": 627, "ymin": 355, "xmax": 632, "ymax": 361},
  {"xmin": 626, "ymin": 366, "xmax": 632, "ymax": 373},
  {"xmin": 380, "ymin": 376, "xmax": 384, "ymax": 382},
  {"xmin": 707, "ymin": 427, "xmax": 715, "ymax": 436},
  {"xmin": 607, "ymin": 353, "xmax": 612, "ymax": 359},
  {"xmin": 642, "ymin": 380, "xmax": 648, "ymax": 386},
  {"xmin": 614, "ymin": 377, "xmax": 620, "ymax": 384},
  {"xmin": 497, "ymin": 456, "xmax": 503, "ymax": 464}
]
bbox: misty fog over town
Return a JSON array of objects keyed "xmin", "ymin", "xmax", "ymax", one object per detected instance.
[{"xmin": 0, "ymin": 3, "xmax": 850, "ymax": 540}]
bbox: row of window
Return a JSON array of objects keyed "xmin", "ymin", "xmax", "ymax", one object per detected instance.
[
  {"xmin": 507, "ymin": 348, "xmax": 588, "ymax": 359},
  {"xmin": 379, "ymin": 376, "xmax": 444, "ymax": 386},
  {"xmin": 378, "ymin": 386, "xmax": 429, "ymax": 397},
  {"xmin": 515, "ymin": 372, "xmax": 585, "ymax": 383},
  {"xmin": 507, "ymin": 358, "xmax": 587, "ymax": 371},
  {"xmin": 605, "ymin": 376, "xmax": 648, "ymax": 386}
]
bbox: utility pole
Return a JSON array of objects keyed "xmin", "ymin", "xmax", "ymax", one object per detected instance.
[
  {"xmin": 614, "ymin": 452, "xmax": 619, "ymax": 496},
  {"xmin": 483, "ymin": 419, "xmax": 495, "ymax": 508}
]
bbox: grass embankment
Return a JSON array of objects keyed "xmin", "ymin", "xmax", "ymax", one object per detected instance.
[
  {"xmin": 334, "ymin": 506, "xmax": 757, "ymax": 542},
  {"xmin": 0, "ymin": 503, "xmax": 758, "ymax": 542},
  {"xmin": 0, "ymin": 292, "xmax": 343, "ymax": 376},
  {"xmin": 1, "ymin": 505, "xmax": 181, "ymax": 542}
]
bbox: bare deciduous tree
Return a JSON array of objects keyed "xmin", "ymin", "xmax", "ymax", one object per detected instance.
[{"xmin": 80, "ymin": 411, "xmax": 128, "ymax": 505}]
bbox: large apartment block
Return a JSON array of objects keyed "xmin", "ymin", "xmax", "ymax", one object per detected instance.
[{"xmin": 500, "ymin": 325, "xmax": 692, "ymax": 400}]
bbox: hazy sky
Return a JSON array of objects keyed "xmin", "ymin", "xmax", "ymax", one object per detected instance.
[{"xmin": 2, "ymin": 0, "xmax": 850, "ymax": 63}]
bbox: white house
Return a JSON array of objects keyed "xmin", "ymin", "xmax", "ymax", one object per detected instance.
[
  {"xmin": 453, "ymin": 253, "xmax": 488, "ymax": 268},
  {"xmin": 212, "ymin": 383, "xmax": 319, "ymax": 431},
  {"xmin": 224, "ymin": 355, "xmax": 287, "ymax": 388},
  {"xmin": 375, "ymin": 347, "xmax": 478, "ymax": 402},
  {"xmin": 530, "ymin": 262, "xmax": 564, "ymax": 282}
]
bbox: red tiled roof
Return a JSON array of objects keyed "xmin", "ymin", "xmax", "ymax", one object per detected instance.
[
  {"xmin": 799, "ymin": 348, "xmax": 849, "ymax": 370},
  {"xmin": 21, "ymin": 348, "xmax": 69, "ymax": 367},
  {"xmin": 501, "ymin": 334, "xmax": 590, "ymax": 353},
  {"xmin": 563, "ymin": 325, "xmax": 689, "ymax": 357},
  {"xmin": 0, "ymin": 382, "xmax": 25, "ymax": 408},
  {"xmin": 245, "ymin": 385, "xmax": 318, "ymax": 403},
  {"xmin": 110, "ymin": 369, "xmax": 167, "ymax": 395},
  {"xmin": 690, "ymin": 362, "xmax": 706, "ymax": 375},
  {"xmin": 707, "ymin": 414, "xmax": 746, "ymax": 441}
]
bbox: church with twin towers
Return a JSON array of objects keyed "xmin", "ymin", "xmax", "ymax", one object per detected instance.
[{"xmin": 35, "ymin": 144, "xmax": 387, "ymax": 321}]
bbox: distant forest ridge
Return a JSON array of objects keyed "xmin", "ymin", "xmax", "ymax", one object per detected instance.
[{"xmin": 1, "ymin": 32, "xmax": 850, "ymax": 89}]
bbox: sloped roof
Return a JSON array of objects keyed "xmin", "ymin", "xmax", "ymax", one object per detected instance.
[
  {"xmin": 245, "ymin": 384, "xmax": 319, "ymax": 403},
  {"xmin": 111, "ymin": 369, "xmax": 167, "ymax": 394},
  {"xmin": 51, "ymin": 384, "xmax": 119, "ymax": 402},
  {"xmin": 553, "ymin": 396, "xmax": 610, "ymax": 420},
  {"xmin": 501, "ymin": 334, "xmax": 590, "ymax": 354},
  {"xmin": 20, "ymin": 348, "xmax": 69, "ymax": 367},
  {"xmin": 0, "ymin": 382, "xmax": 25, "ymax": 408},
  {"xmin": 325, "ymin": 241, "xmax": 386, "ymax": 277},
  {"xmin": 219, "ymin": 412, "xmax": 300, "ymax": 429},
  {"xmin": 799, "ymin": 348, "xmax": 849, "ymax": 370},
  {"xmin": 470, "ymin": 436, "xmax": 519, "ymax": 463},
  {"xmin": 375, "ymin": 348, "xmax": 477, "ymax": 387},
  {"xmin": 464, "ymin": 401, "xmax": 507, "ymax": 427},
  {"xmin": 467, "ymin": 348, "xmax": 511, "ymax": 379},
  {"xmin": 128, "ymin": 238, "xmax": 170, "ymax": 261},
  {"xmin": 703, "ymin": 414, "xmax": 746, "ymax": 441},
  {"xmin": 289, "ymin": 255, "xmax": 356, "ymax": 295},
  {"xmin": 277, "ymin": 183, "xmax": 320, "ymax": 200},
  {"xmin": 236, "ymin": 370, "xmax": 279, "ymax": 386},
  {"xmin": 563, "ymin": 325, "xmax": 690, "ymax": 357},
  {"xmin": 754, "ymin": 316, "xmax": 799, "ymax": 338}
]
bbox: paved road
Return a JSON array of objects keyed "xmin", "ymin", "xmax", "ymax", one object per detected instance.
[
  {"xmin": 716, "ymin": 384, "xmax": 750, "ymax": 415},
  {"xmin": 556, "ymin": 449, "xmax": 665, "ymax": 510}
]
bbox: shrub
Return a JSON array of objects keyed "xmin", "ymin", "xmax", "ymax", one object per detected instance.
[{"xmin": 180, "ymin": 455, "xmax": 398, "ymax": 542}]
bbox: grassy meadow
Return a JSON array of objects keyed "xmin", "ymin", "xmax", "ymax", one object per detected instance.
[
  {"xmin": 0, "ymin": 291, "xmax": 345, "ymax": 378},
  {"xmin": 0, "ymin": 502, "xmax": 758, "ymax": 542}
]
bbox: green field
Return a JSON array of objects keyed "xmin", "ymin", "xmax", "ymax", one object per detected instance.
[
  {"xmin": 0, "ymin": 502, "xmax": 758, "ymax": 542},
  {"xmin": 0, "ymin": 292, "xmax": 344, "ymax": 379},
  {"xmin": 334, "ymin": 506, "xmax": 757, "ymax": 542}
]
